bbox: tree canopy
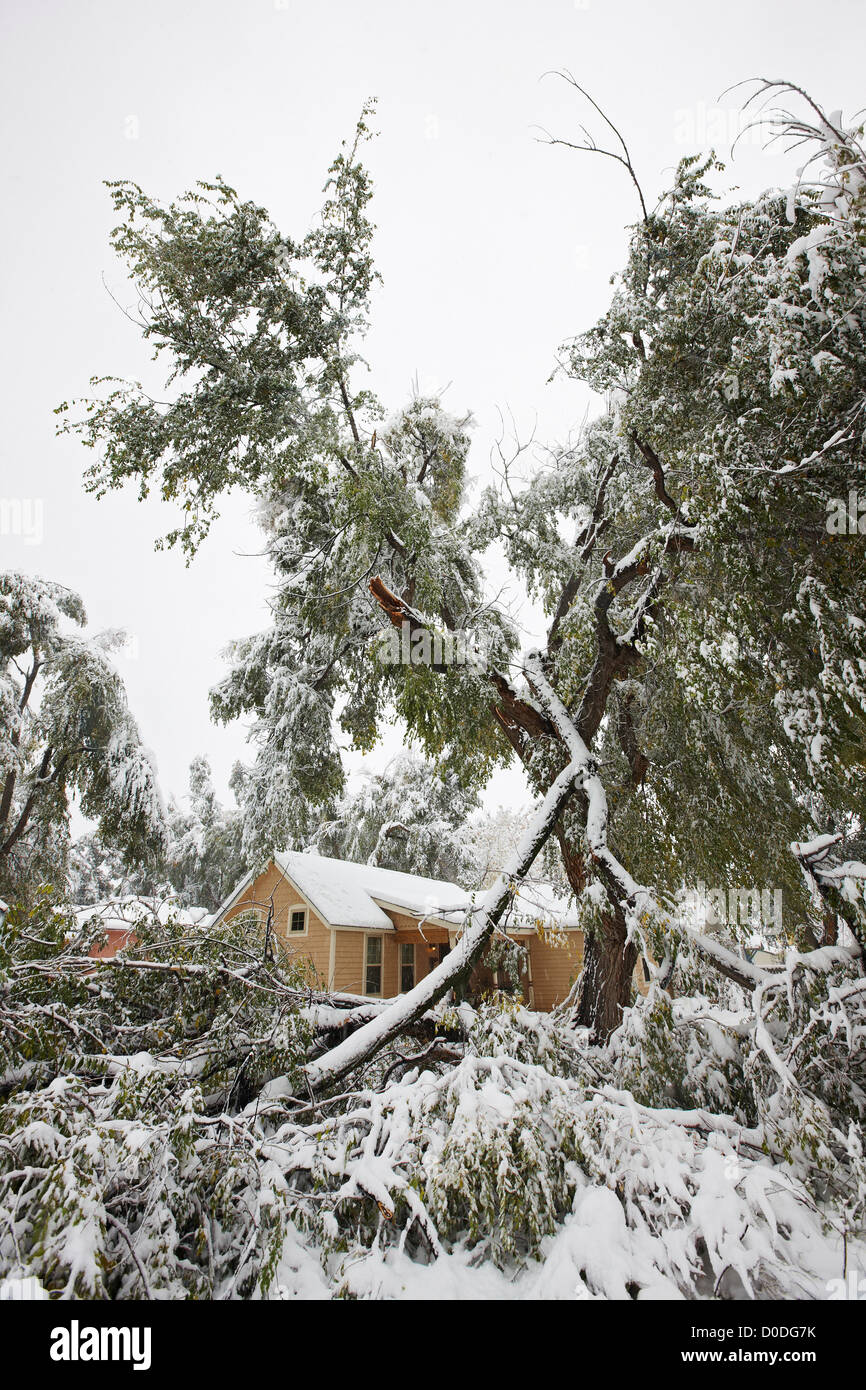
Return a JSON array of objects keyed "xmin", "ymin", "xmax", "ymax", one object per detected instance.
[
  {"xmin": 0, "ymin": 572, "xmax": 166, "ymax": 900},
  {"xmin": 58, "ymin": 84, "xmax": 866, "ymax": 1040}
]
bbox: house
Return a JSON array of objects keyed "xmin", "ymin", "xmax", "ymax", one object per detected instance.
[
  {"xmin": 79, "ymin": 897, "xmax": 212, "ymax": 960},
  {"xmin": 212, "ymin": 851, "xmax": 590, "ymax": 1012}
]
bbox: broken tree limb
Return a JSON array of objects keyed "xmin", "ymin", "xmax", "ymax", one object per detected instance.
[
  {"xmin": 524, "ymin": 651, "xmax": 648, "ymax": 910},
  {"xmin": 368, "ymin": 575, "xmax": 555, "ymax": 741},
  {"xmin": 791, "ymin": 835, "xmax": 866, "ymax": 954},
  {"xmin": 368, "ymin": 574, "xmax": 778, "ymax": 1030},
  {"xmin": 522, "ymin": 652, "xmax": 800, "ymax": 1000},
  {"xmin": 304, "ymin": 726, "xmax": 589, "ymax": 1093},
  {"xmin": 307, "ymin": 635, "xmax": 674, "ymax": 1082}
]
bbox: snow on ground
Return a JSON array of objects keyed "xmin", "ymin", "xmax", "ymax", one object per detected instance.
[{"xmin": 268, "ymin": 1202, "xmax": 859, "ymax": 1301}]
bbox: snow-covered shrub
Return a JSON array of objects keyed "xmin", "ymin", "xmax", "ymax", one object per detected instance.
[
  {"xmin": 0, "ymin": 894, "xmax": 315, "ymax": 1296},
  {"xmin": 609, "ymin": 925, "xmax": 866, "ymax": 1229},
  {"xmin": 277, "ymin": 1007, "xmax": 862, "ymax": 1297}
]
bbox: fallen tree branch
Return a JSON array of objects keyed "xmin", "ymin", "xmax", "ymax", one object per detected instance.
[
  {"xmin": 304, "ymin": 688, "xmax": 590, "ymax": 1093},
  {"xmin": 380, "ymin": 1042, "xmax": 463, "ymax": 1087}
]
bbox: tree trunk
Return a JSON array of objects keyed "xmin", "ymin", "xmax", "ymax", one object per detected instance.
[
  {"xmin": 571, "ymin": 910, "xmax": 637, "ymax": 1041},
  {"xmin": 555, "ymin": 827, "xmax": 636, "ymax": 1041}
]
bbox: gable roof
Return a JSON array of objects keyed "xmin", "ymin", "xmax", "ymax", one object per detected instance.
[
  {"xmin": 215, "ymin": 853, "xmax": 585, "ymax": 935},
  {"xmin": 216, "ymin": 850, "xmax": 471, "ymax": 932}
]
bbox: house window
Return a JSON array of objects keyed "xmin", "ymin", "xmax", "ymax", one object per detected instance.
[
  {"xmin": 365, "ymin": 936, "xmax": 383, "ymax": 996},
  {"xmin": 399, "ymin": 943, "xmax": 415, "ymax": 993},
  {"xmin": 289, "ymin": 908, "xmax": 307, "ymax": 934}
]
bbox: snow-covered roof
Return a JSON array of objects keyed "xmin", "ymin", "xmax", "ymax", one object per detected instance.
[
  {"xmin": 75, "ymin": 896, "xmax": 213, "ymax": 933},
  {"xmin": 215, "ymin": 854, "xmax": 583, "ymax": 934},
  {"xmin": 272, "ymin": 850, "xmax": 470, "ymax": 930}
]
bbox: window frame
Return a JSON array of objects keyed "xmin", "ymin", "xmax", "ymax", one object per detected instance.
[
  {"xmin": 364, "ymin": 933, "xmax": 384, "ymax": 997},
  {"xmin": 399, "ymin": 942, "xmax": 415, "ymax": 993},
  {"xmin": 287, "ymin": 904, "xmax": 308, "ymax": 937}
]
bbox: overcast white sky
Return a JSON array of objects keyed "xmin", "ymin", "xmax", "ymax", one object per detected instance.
[{"xmin": 1, "ymin": 0, "xmax": 864, "ymax": 824}]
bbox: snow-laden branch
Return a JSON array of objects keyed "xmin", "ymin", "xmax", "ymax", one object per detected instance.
[
  {"xmin": 306, "ymin": 641, "xmax": 769, "ymax": 1091},
  {"xmin": 305, "ymin": 662, "xmax": 594, "ymax": 1093},
  {"xmin": 523, "ymin": 652, "xmax": 806, "ymax": 994},
  {"xmin": 367, "ymin": 583, "xmax": 803, "ymax": 1011},
  {"xmin": 525, "ymin": 651, "xmax": 644, "ymax": 901},
  {"xmin": 792, "ymin": 833, "xmax": 866, "ymax": 951}
]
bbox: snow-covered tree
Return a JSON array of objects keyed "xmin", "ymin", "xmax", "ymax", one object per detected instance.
[
  {"xmin": 7, "ymin": 78, "xmax": 857, "ymax": 1306},
  {"xmin": 163, "ymin": 756, "xmax": 248, "ymax": 910},
  {"xmin": 60, "ymin": 89, "xmax": 866, "ymax": 1048},
  {"xmin": 69, "ymin": 755, "xmax": 248, "ymax": 912},
  {"xmin": 67, "ymin": 830, "xmax": 164, "ymax": 904},
  {"xmin": 0, "ymin": 572, "xmax": 166, "ymax": 901},
  {"xmin": 311, "ymin": 753, "xmax": 478, "ymax": 882},
  {"xmin": 59, "ymin": 108, "xmax": 513, "ymax": 861}
]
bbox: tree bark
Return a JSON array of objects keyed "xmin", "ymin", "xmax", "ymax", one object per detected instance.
[
  {"xmin": 555, "ymin": 828, "xmax": 636, "ymax": 1038},
  {"xmin": 571, "ymin": 908, "xmax": 638, "ymax": 1039}
]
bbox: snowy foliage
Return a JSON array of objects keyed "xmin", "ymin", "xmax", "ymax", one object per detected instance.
[
  {"xmin": 59, "ymin": 111, "xmax": 515, "ymax": 859},
  {"xmin": 311, "ymin": 753, "xmax": 478, "ymax": 883},
  {"xmin": 68, "ymin": 756, "xmax": 248, "ymax": 914},
  {"xmin": 68, "ymin": 832, "xmax": 165, "ymax": 906},
  {"xmin": 161, "ymin": 756, "xmax": 248, "ymax": 911},
  {"xmin": 0, "ymin": 573, "xmax": 166, "ymax": 901},
  {"xmin": 478, "ymin": 94, "xmax": 866, "ymax": 940},
  {"xmin": 2, "ymin": 897, "xmax": 861, "ymax": 1300},
  {"xmin": 36, "ymin": 86, "xmax": 866, "ymax": 1300}
]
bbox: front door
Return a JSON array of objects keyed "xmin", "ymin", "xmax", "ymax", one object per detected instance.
[{"xmin": 428, "ymin": 942, "xmax": 450, "ymax": 973}]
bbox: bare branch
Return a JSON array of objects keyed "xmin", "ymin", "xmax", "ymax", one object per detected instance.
[{"xmin": 537, "ymin": 71, "xmax": 649, "ymax": 223}]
